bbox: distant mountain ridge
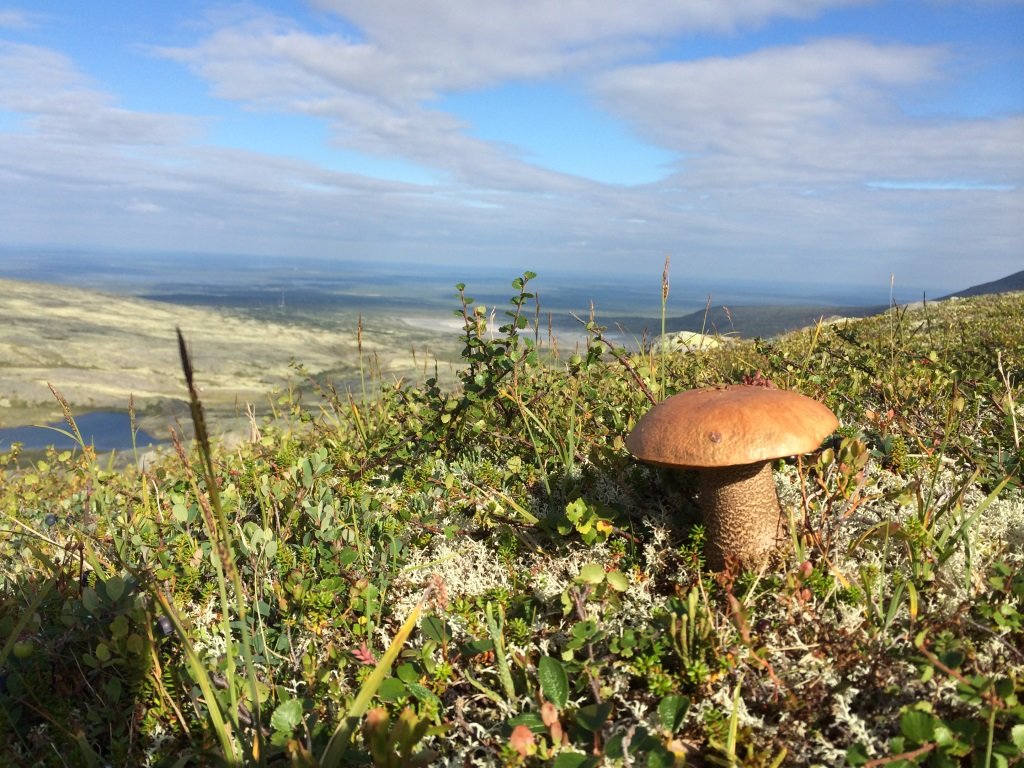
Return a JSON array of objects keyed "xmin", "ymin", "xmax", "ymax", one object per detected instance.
[
  {"xmin": 610, "ymin": 268, "xmax": 1023, "ymax": 340},
  {"xmin": 940, "ymin": 269, "xmax": 1024, "ymax": 299}
]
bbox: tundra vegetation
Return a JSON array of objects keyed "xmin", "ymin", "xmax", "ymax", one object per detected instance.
[{"xmin": 0, "ymin": 272, "xmax": 1022, "ymax": 767}]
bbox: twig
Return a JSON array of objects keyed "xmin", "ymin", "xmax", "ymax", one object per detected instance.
[
  {"xmin": 997, "ymin": 350, "xmax": 1020, "ymax": 449},
  {"xmin": 864, "ymin": 741, "xmax": 935, "ymax": 767},
  {"xmin": 570, "ymin": 587, "xmax": 605, "ymax": 706},
  {"xmin": 570, "ymin": 312, "xmax": 657, "ymax": 406},
  {"xmin": 916, "ymin": 637, "xmax": 1003, "ymax": 710}
]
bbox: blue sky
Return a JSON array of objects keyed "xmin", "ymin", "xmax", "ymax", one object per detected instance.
[{"xmin": 0, "ymin": 1, "xmax": 1021, "ymax": 294}]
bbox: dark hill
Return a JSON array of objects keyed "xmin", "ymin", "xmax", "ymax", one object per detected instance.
[
  {"xmin": 941, "ymin": 269, "xmax": 1024, "ymax": 299},
  {"xmin": 609, "ymin": 303, "xmax": 885, "ymax": 340},
  {"xmin": 674, "ymin": 268, "xmax": 1024, "ymax": 337},
  {"xmin": 598, "ymin": 269, "xmax": 1023, "ymax": 340}
]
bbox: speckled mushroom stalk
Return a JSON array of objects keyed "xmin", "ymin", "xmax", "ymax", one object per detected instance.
[
  {"xmin": 626, "ymin": 384, "xmax": 839, "ymax": 571},
  {"xmin": 697, "ymin": 461, "xmax": 783, "ymax": 570}
]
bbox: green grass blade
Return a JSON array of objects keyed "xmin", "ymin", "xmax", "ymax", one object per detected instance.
[
  {"xmin": 320, "ymin": 598, "xmax": 425, "ymax": 767},
  {"xmin": 177, "ymin": 328, "xmax": 265, "ymax": 764},
  {"xmin": 152, "ymin": 589, "xmax": 240, "ymax": 765}
]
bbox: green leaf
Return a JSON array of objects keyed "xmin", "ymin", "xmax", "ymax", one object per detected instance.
[
  {"xmin": 900, "ymin": 709, "xmax": 936, "ymax": 744},
  {"xmin": 171, "ymin": 502, "xmax": 188, "ymax": 522},
  {"xmin": 270, "ymin": 698, "xmax": 304, "ymax": 736},
  {"xmin": 81, "ymin": 586, "xmax": 100, "ymax": 613},
  {"xmin": 109, "ymin": 614, "xmax": 129, "ymax": 638},
  {"xmin": 552, "ymin": 752, "xmax": 591, "ymax": 768},
  {"xmin": 104, "ymin": 575, "xmax": 125, "ymax": 603},
  {"xmin": 933, "ymin": 723, "xmax": 955, "ymax": 749},
  {"xmin": 845, "ymin": 742, "xmax": 870, "ymax": 766},
  {"xmin": 507, "ymin": 711, "xmax": 546, "ymax": 734},
  {"xmin": 939, "ymin": 650, "xmax": 965, "ymax": 670},
  {"xmin": 405, "ymin": 681, "xmax": 441, "ymax": 706},
  {"xmin": 577, "ymin": 562, "xmax": 605, "ymax": 585},
  {"xmin": 570, "ymin": 620, "xmax": 598, "ymax": 641},
  {"xmin": 377, "ymin": 677, "xmax": 406, "ymax": 702},
  {"xmin": 397, "ymin": 663, "xmax": 419, "ymax": 683},
  {"xmin": 103, "ymin": 677, "xmax": 122, "ymax": 702},
  {"xmin": 565, "ymin": 498, "xmax": 588, "ymax": 524},
  {"xmin": 461, "ymin": 638, "xmax": 494, "ymax": 657},
  {"xmin": 994, "ymin": 676, "xmax": 1014, "ymax": 699},
  {"xmin": 126, "ymin": 633, "xmax": 145, "ymax": 655},
  {"xmin": 657, "ymin": 694, "xmax": 690, "ymax": 734},
  {"xmin": 605, "ymin": 570, "xmax": 630, "ymax": 592},
  {"xmin": 1011, "ymin": 724, "xmax": 1024, "ymax": 751},
  {"xmin": 575, "ymin": 702, "xmax": 612, "ymax": 733},
  {"xmin": 421, "ymin": 615, "xmax": 452, "ymax": 645},
  {"xmin": 604, "ymin": 733, "xmax": 625, "ymax": 760},
  {"xmin": 538, "ymin": 656, "xmax": 569, "ymax": 709},
  {"xmin": 646, "ymin": 747, "xmax": 675, "ymax": 768}
]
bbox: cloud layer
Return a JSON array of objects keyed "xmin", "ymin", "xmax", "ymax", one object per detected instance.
[{"xmin": 0, "ymin": 1, "xmax": 1021, "ymax": 293}]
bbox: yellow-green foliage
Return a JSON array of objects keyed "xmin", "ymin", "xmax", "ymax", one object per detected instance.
[{"xmin": 0, "ymin": 284, "xmax": 1021, "ymax": 767}]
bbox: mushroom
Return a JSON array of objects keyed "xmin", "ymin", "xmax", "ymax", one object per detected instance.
[{"xmin": 626, "ymin": 384, "xmax": 838, "ymax": 570}]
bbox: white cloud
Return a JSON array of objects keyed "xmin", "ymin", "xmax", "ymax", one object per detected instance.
[
  {"xmin": 125, "ymin": 200, "xmax": 166, "ymax": 213},
  {"xmin": 0, "ymin": 9, "xmax": 36, "ymax": 30},
  {"xmin": 0, "ymin": 3, "xmax": 1020, "ymax": 293},
  {"xmin": 153, "ymin": 2, "xmax": 872, "ymax": 189},
  {"xmin": 593, "ymin": 38, "xmax": 1024, "ymax": 205},
  {"xmin": 309, "ymin": 0, "xmax": 870, "ymax": 84},
  {"xmin": 0, "ymin": 42, "xmax": 202, "ymax": 145},
  {"xmin": 154, "ymin": 17, "xmax": 558, "ymax": 190}
]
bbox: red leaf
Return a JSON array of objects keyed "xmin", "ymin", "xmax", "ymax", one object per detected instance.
[{"xmin": 352, "ymin": 642, "xmax": 378, "ymax": 666}]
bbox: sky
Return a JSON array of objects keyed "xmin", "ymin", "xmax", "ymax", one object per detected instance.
[{"xmin": 0, "ymin": 1, "xmax": 1022, "ymax": 295}]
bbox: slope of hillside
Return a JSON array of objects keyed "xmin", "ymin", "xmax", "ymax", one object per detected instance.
[
  {"xmin": 941, "ymin": 269, "xmax": 1024, "ymax": 299},
  {"xmin": 610, "ymin": 268, "xmax": 1024, "ymax": 340},
  {"xmin": 0, "ymin": 278, "xmax": 449, "ymax": 431},
  {"xmin": 1, "ymin": 286, "xmax": 1021, "ymax": 766}
]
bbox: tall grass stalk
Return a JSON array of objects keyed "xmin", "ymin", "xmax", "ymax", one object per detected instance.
[
  {"xmin": 502, "ymin": 383, "xmax": 580, "ymax": 496},
  {"xmin": 997, "ymin": 350, "xmax": 1020, "ymax": 451},
  {"xmin": 165, "ymin": 331, "xmax": 428, "ymax": 766},
  {"xmin": 658, "ymin": 254, "xmax": 670, "ymax": 401},
  {"xmin": 175, "ymin": 328, "xmax": 265, "ymax": 764},
  {"xmin": 888, "ymin": 273, "xmax": 897, "ymax": 370},
  {"xmin": 128, "ymin": 392, "xmax": 139, "ymax": 465},
  {"xmin": 349, "ymin": 313, "xmax": 371, "ymax": 448},
  {"xmin": 151, "ymin": 587, "xmax": 241, "ymax": 763}
]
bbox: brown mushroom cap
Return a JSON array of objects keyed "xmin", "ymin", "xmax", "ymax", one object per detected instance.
[{"xmin": 626, "ymin": 384, "xmax": 839, "ymax": 468}]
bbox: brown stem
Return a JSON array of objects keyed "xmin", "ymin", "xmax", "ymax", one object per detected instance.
[
  {"xmin": 699, "ymin": 461, "xmax": 784, "ymax": 570},
  {"xmin": 864, "ymin": 742, "xmax": 935, "ymax": 767}
]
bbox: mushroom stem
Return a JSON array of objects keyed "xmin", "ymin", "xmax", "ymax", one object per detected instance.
[{"xmin": 698, "ymin": 461, "xmax": 784, "ymax": 570}]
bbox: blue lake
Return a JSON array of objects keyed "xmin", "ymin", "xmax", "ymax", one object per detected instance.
[{"xmin": 0, "ymin": 411, "xmax": 164, "ymax": 452}]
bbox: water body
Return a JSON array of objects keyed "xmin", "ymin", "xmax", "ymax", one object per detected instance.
[{"xmin": 0, "ymin": 411, "xmax": 164, "ymax": 452}]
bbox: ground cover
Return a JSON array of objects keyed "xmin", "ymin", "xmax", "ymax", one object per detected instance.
[{"xmin": 0, "ymin": 274, "xmax": 1022, "ymax": 767}]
